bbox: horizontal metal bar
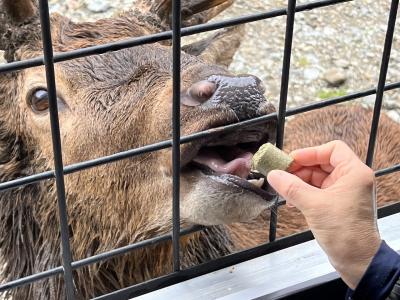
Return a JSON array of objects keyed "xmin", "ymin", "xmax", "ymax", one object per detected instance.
[
  {"xmin": 286, "ymin": 81, "xmax": 400, "ymax": 116},
  {"xmin": 0, "ymin": 267, "xmax": 63, "ymax": 293},
  {"xmin": 375, "ymin": 164, "xmax": 400, "ymax": 177},
  {"xmin": 71, "ymin": 225, "xmax": 203, "ymax": 270},
  {"xmin": 378, "ymin": 201, "xmax": 400, "ymax": 218},
  {"xmin": 0, "ymin": 170, "xmax": 54, "ymax": 190},
  {"xmin": 0, "ymin": 226, "xmax": 203, "ymax": 293},
  {"xmin": 0, "ymin": 0, "xmax": 351, "ymax": 74},
  {"xmin": 1, "ymin": 80, "xmax": 400, "ymax": 192}
]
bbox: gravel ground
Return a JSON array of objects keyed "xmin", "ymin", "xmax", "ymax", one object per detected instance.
[{"xmin": 2, "ymin": 0, "xmax": 400, "ymax": 121}]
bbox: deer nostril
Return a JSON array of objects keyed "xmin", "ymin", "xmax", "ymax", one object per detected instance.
[
  {"xmin": 181, "ymin": 80, "xmax": 217, "ymax": 107},
  {"xmin": 188, "ymin": 80, "xmax": 217, "ymax": 102}
]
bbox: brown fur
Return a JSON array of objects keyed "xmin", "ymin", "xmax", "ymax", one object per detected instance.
[
  {"xmin": 2, "ymin": 0, "xmax": 36, "ymax": 24},
  {"xmin": 0, "ymin": 1, "xmax": 399, "ymax": 299}
]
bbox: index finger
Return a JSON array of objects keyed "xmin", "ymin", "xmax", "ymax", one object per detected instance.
[{"xmin": 290, "ymin": 140, "xmax": 360, "ymax": 169}]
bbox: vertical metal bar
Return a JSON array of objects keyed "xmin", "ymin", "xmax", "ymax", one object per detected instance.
[
  {"xmin": 366, "ymin": 0, "xmax": 398, "ymax": 167},
  {"xmin": 38, "ymin": 0, "xmax": 76, "ymax": 298},
  {"xmin": 269, "ymin": 0, "xmax": 297, "ymax": 242},
  {"xmin": 171, "ymin": 0, "xmax": 181, "ymax": 272}
]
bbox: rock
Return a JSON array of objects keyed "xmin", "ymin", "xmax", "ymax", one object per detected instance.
[
  {"xmin": 323, "ymin": 27, "xmax": 336, "ymax": 36},
  {"xmin": 303, "ymin": 68, "xmax": 320, "ymax": 81},
  {"xmin": 86, "ymin": 0, "xmax": 111, "ymax": 13},
  {"xmin": 334, "ymin": 59, "xmax": 350, "ymax": 69},
  {"xmin": 306, "ymin": 54, "xmax": 319, "ymax": 65},
  {"xmin": 49, "ymin": 3, "xmax": 61, "ymax": 14},
  {"xmin": 323, "ymin": 68, "xmax": 347, "ymax": 87}
]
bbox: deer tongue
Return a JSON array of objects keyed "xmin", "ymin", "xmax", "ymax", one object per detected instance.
[{"xmin": 192, "ymin": 148, "xmax": 252, "ymax": 179}]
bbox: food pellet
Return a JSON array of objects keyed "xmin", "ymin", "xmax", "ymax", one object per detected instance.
[{"xmin": 251, "ymin": 143, "xmax": 293, "ymax": 177}]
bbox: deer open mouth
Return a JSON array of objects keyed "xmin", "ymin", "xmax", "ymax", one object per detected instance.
[{"xmin": 182, "ymin": 123, "xmax": 276, "ymax": 201}]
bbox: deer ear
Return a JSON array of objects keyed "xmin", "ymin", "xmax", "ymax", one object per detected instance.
[
  {"xmin": 0, "ymin": 0, "xmax": 41, "ymax": 62},
  {"xmin": 182, "ymin": 25, "xmax": 244, "ymax": 67},
  {"xmin": 135, "ymin": 0, "xmax": 233, "ymax": 29}
]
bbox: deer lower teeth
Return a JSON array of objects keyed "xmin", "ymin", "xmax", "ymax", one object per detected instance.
[{"xmin": 248, "ymin": 178, "xmax": 264, "ymax": 188}]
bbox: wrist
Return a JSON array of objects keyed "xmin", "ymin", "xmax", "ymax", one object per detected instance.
[{"xmin": 331, "ymin": 233, "xmax": 381, "ymax": 289}]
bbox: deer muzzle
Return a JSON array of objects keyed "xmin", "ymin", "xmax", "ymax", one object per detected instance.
[{"xmin": 181, "ymin": 75, "xmax": 271, "ymax": 121}]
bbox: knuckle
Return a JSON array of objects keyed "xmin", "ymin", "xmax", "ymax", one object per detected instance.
[
  {"xmin": 329, "ymin": 139, "xmax": 346, "ymax": 148},
  {"xmin": 362, "ymin": 167, "xmax": 375, "ymax": 187},
  {"xmin": 331, "ymin": 139, "xmax": 342, "ymax": 145},
  {"xmin": 333, "ymin": 140, "xmax": 352, "ymax": 153}
]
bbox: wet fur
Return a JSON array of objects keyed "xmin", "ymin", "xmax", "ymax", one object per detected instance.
[{"xmin": 0, "ymin": 6, "xmax": 239, "ymax": 299}]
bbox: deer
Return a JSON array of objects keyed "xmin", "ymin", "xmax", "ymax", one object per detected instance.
[{"xmin": 0, "ymin": 0, "xmax": 399, "ymax": 299}]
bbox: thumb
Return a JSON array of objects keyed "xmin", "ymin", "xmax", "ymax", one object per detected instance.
[{"xmin": 267, "ymin": 170, "xmax": 320, "ymax": 211}]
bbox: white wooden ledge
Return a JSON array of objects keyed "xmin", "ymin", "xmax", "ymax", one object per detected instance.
[{"xmin": 136, "ymin": 213, "xmax": 400, "ymax": 300}]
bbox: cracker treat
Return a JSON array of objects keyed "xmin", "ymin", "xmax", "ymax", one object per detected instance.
[{"xmin": 251, "ymin": 143, "xmax": 293, "ymax": 177}]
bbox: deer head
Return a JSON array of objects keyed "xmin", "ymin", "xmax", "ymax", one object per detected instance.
[{"xmin": 0, "ymin": 0, "xmax": 276, "ymax": 298}]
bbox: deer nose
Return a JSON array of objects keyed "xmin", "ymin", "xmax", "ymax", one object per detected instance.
[
  {"xmin": 181, "ymin": 75, "xmax": 268, "ymax": 120},
  {"xmin": 181, "ymin": 75, "xmax": 266, "ymax": 113},
  {"xmin": 202, "ymin": 75, "xmax": 268, "ymax": 120}
]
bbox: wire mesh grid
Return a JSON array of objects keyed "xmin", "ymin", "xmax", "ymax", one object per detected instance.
[{"xmin": 0, "ymin": 0, "xmax": 399, "ymax": 299}]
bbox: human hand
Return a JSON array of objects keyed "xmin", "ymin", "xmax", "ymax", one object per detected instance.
[{"xmin": 267, "ymin": 140, "xmax": 381, "ymax": 289}]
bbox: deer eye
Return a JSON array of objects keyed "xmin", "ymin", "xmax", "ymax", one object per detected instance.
[
  {"xmin": 28, "ymin": 89, "xmax": 66, "ymax": 114},
  {"xmin": 29, "ymin": 89, "xmax": 50, "ymax": 113}
]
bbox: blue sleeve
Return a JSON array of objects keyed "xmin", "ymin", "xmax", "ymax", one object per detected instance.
[{"xmin": 346, "ymin": 240, "xmax": 400, "ymax": 300}]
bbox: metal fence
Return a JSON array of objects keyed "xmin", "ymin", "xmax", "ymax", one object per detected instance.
[{"xmin": 0, "ymin": 0, "xmax": 400, "ymax": 299}]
